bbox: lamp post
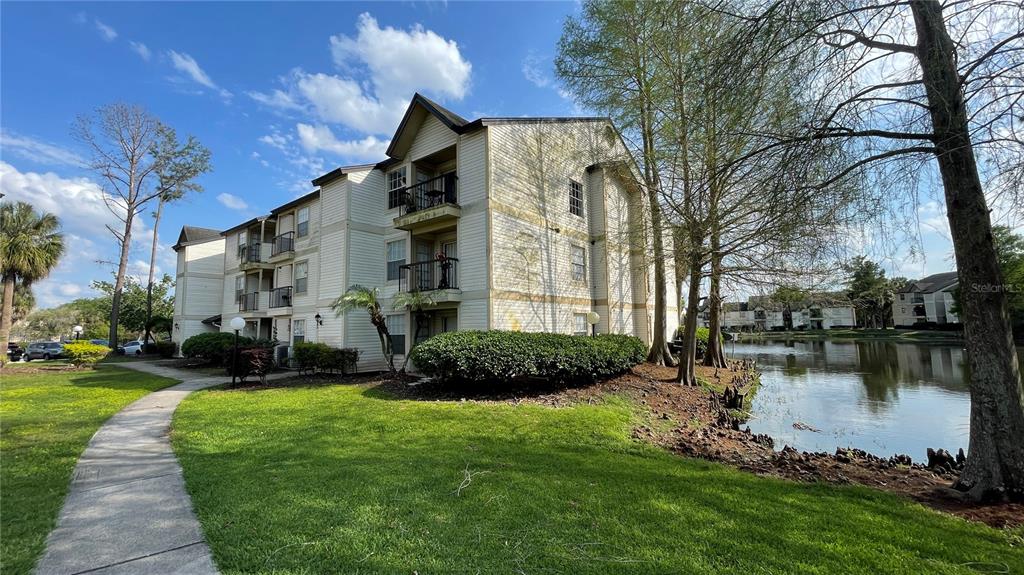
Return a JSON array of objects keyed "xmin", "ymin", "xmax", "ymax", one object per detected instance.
[
  {"xmin": 586, "ymin": 311, "xmax": 600, "ymax": 337},
  {"xmin": 314, "ymin": 313, "xmax": 323, "ymax": 343},
  {"xmin": 229, "ymin": 316, "xmax": 246, "ymax": 386},
  {"xmin": 73, "ymin": 325, "xmax": 83, "ymax": 341}
]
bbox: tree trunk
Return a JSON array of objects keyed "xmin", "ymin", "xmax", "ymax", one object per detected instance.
[
  {"xmin": 703, "ymin": 241, "xmax": 727, "ymax": 368},
  {"xmin": 0, "ymin": 275, "xmax": 16, "ymax": 366},
  {"xmin": 109, "ymin": 212, "xmax": 134, "ymax": 349},
  {"xmin": 912, "ymin": 0, "xmax": 1024, "ymax": 499},
  {"xmin": 144, "ymin": 198, "xmax": 165, "ymax": 346},
  {"xmin": 676, "ymin": 254, "xmax": 703, "ymax": 385}
]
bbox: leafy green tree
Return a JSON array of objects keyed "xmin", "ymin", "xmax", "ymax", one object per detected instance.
[
  {"xmin": 92, "ymin": 274, "xmax": 174, "ymax": 338},
  {"xmin": 331, "ymin": 285, "xmax": 395, "ymax": 373},
  {"xmin": 0, "ymin": 202, "xmax": 65, "ymax": 364},
  {"xmin": 843, "ymin": 257, "xmax": 892, "ymax": 329}
]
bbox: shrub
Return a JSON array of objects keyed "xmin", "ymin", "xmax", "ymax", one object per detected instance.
[
  {"xmin": 63, "ymin": 342, "xmax": 110, "ymax": 367},
  {"xmin": 293, "ymin": 342, "xmax": 359, "ymax": 374},
  {"xmin": 230, "ymin": 347, "xmax": 275, "ymax": 384},
  {"xmin": 409, "ymin": 331, "xmax": 646, "ymax": 385},
  {"xmin": 155, "ymin": 341, "xmax": 177, "ymax": 359},
  {"xmin": 181, "ymin": 332, "xmax": 253, "ymax": 365}
]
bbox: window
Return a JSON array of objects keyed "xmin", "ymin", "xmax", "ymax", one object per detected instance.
[
  {"xmin": 386, "ymin": 314, "xmax": 405, "ymax": 354},
  {"xmin": 386, "ymin": 239, "xmax": 406, "ymax": 281},
  {"xmin": 296, "ymin": 207, "xmax": 310, "ymax": 238},
  {"xmin": 237, "ymin": 230, "xmax": 247, "ymax": 259},
  {"xmin": 571, "ymin": 244, "xmax": 587, "ymax": 282},
  {"xmin": 574, "ymin": 313, "xmax": 589, "ymax": 336},
  {"xmin": 387, "ymin": 167, "xmax": 408, "ymax": 209},
  {"xmin": 235, "ymin": 275, "xmax": 245, "ymax": 302},
  {"xmin": 295, "ymin": 261, "xmax": 308, "ymax": 294},
  {"xmin": 569, "ymin": 179, "xmax": 583, "ymax": 217},
  {"xmin": 293, "ymin": 319, "xmax": 305, "ymax": 344}
]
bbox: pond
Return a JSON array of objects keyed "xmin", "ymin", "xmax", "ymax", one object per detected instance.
[{"xmin": 728, "ymin": 338, "xmax": 1023, "ymax": 462}]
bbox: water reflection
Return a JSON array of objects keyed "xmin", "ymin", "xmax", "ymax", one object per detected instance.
[{"xmin": 729, "ymin": 339, "xmax": 991, "ymax": 461}]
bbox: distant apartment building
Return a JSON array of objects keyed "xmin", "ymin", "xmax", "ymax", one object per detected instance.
[
  {"xmin": 892, "ymin": 272, "xmax": 960, "ymax": 327},
  {"xmin": 172, "ymin": 94, "xmax": 678, "ymax": 370},
  {"xmin": 703, "ymin": 293, "xmax": 857, "ymax": 332}
]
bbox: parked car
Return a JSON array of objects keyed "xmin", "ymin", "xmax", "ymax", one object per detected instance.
[
  {"xmin": 7, "ymin": 342, "xmax": 24, "ymax": 362},
  {"xmin": 24, "ymin": 342, "xmax": 65, "ymax": 361},
  {"xmin": 90, "ymin": 339, "xmax": 110, "ymax": 347},
  {"xmin": 118, "ymin": 340, "xmax": 144, "ymax": 356}
]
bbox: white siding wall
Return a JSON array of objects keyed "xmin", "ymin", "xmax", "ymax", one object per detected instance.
[
  {"xmin": 171, "ymin": 238, "xmax": 225, "ymax": 352},
  {"xmin": 409, "ymin": 114, "xmax": 458, "ymax": 161}
]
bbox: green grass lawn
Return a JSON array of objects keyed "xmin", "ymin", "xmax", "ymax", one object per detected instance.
[
  {"xmin": 0, "ymin": 365, "xmax": 179, "ymax": 574},
  {"xmin": 173, "ymin": 382, "xmax": 1022, "ymax": 574}
]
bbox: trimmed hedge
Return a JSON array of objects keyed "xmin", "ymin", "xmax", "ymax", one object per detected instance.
[
  {"xmin": 409, "ymin": 331, "xmax": 647, "ymax": 385},
  {"xmin": 155, "ymin": 341, "xmax": 177, "ymax": 359},
  {"xmin": 293, "ymin": 342, "xmax": 359, "ymax": 374},
  {"xmin": 181, "ymin": 332, "xmax": 253, "ymax": 365},
  {"xmin": 63, "ymin": 342, "xmax": 110, "ymax": 367}
]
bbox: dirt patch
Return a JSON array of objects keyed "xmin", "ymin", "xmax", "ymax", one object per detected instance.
[{"xmin": 377, "ymin": 362, "xmax": 1023, "ymax": 529}]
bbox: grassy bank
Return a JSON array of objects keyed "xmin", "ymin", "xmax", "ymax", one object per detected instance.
[
  {"xmin": 0, "ymin": 365, "xmax": 179, "ymax": 574},
  {"xmin": 172, "ymin": 379, "xmax": 1020, "ymax": 574},
  {"xmin": 738, "ymin": 328, "xmax": 964, "ymax": 343}
]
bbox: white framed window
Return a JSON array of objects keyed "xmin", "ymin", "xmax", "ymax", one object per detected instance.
[
  {"xmin": 235, "ymin": 275, "xmax": 245, "ymax": 302},
  {"xmin": 294, "ymin": 261, "xmax": 308, "ymax": 294},
  {"xmin": 386, "ymin": 239, "xmax": 406, "ymax": 281},
  {"xmin": 571, "ymin": 244, "xmax": 587, "ymax": 282},
  {"xmin": 569, "ymin": 179, "xmax": 583, "ymax": 217},
  {"xmin": 386, "ymin": 314, "xmax": 405, "ymax": 354},
  {"xmin": 296, "ymin": 207, "xmax": 310, "ymax": 237},
  {"xmin": 387, "ymin": 166, "xmax": 408, "ymax": 209},
  {"xmin": 237, "ymin": 230, "xmax": 248, "ymax": 259},
  {"xmin": 574, "ymin": 313, "xmax": 589, "ymax": 336},
  {"xmin": 293, "ymin": 319, "xmax": 305, "ymax": 344}
]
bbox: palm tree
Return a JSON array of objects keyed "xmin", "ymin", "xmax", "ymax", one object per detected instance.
[
  {"xmin": 1, "ymin": 202, "xmax": 65, "ymax": 365},
  {"xmin": 392, "ymin": 290, "xmax": 436, "ymax": 372},
  {"xmin": 331, "ymin": 285, "xmax": 395, "ymax": 372}
]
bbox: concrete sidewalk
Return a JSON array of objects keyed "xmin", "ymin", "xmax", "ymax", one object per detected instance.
[{"xmin": 34, "ymin": 362, "xmax": 289, "ymax": 575}]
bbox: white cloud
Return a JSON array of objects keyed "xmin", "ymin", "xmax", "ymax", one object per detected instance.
[
  {"xmin": 0, "ymin": 162, "xmax": 161, "ymax": 308},
  {"xmin": 217, "ymin": 192, "xmax": 249, "ymax": 211},
  {"xmin": 296, "ymin": 124, "xmax": 388, "ymax": 160},
  {"xmin": 522, "ymin": 52, "xmax": 550, "ymax": 88},
  {"xmin": 167, "ymin": 50, "xmax": 232, "ymax": 100},
  {"xmin": 249, "ymin": 14, "xmax": 471, "ymax": 136},
  {"xmin": 0, "ymin": 130, "xmax": 85, "ymax": 167},
  {"xmin": 94, "ymin": 18, "xmax": 117, "ymax": 41},
  {"xmin": 129, "ymin": 41, "xmax": 151, "ymax": 61},
  {"xmin": 258, "ymin": 131, "xmax": 290, "ymax": 151}
]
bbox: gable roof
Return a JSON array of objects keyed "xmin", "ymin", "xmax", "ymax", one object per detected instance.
[
  {"xmin": 310, "ymin": 163, "xmax": 379, "ymax": 188},
  {"xmin": 901, "ymin": 271, "xmax": 959, "ymax": 294},
  {"xmin": 172, "ymin": 226, "xmax": 221, "ymax": 251}
]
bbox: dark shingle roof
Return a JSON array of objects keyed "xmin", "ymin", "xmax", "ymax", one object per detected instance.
[
  {"xmin": 173, "ymin": 226, "xmax": 222, "ymax": 251},
  {"xmin": 901, "ymin": 272, "xmax": 959, "ymax": 294}
]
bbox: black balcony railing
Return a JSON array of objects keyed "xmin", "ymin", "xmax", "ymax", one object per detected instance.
[
  {"xmin": 238, "ymin": 243, "xmax": 262, "ymax": 264},
  {"xmin": 269, "ymin": 286, "xmax": 293, "ymax": 308},
  {"xmin": 271, "ymin": 232, "xmax": 295, "ymax": 257},
  {"xmin": 238, "ymin": 292, "xmax": 260, "ymax": 312},
  {"xmin": 399, "ymin": 173, "xmax": 458, "ymax": 216},
  {"xmin": 399, "ymin": 257, "xmax": 459, "ymax": 292}
]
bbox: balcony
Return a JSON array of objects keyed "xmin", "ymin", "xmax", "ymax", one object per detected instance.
[
  {"xmin": 238, "ymin": 292, "xmax": 260, "ymax": 313},
  {"xmin": 393, "ymin": 173, "xmax": 460, "ymax": 232},
  {"xmin": 269, "ymin": 232, "xmax": 295, "ymax": 262},
  {"xmin": 238, "ymin": 243, "xmax": 272, "ymax": 271},
  {"xmin": 268, "ymin": 286, "xmax": 293, "ymax": 316},
  {"xmin": 399, "ymin": 257, "xmax": 461, "ymax": 303}
]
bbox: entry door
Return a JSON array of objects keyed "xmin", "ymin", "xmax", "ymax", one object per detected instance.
[{"xmin": 415, "ymin": 242, "xmax": 432, "ymax": 290}]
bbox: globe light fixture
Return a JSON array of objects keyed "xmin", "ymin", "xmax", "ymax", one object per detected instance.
[
  {"xmin": 73, "ymin": 325, "xmax": 83, "ymax": 340},
  {"xmin": 229, "ymin": 316, "xmax": 246, "ymax": 385},
  {"xmin": 586, "ymin": 311, "xmax": 600, "ymax": 337}
]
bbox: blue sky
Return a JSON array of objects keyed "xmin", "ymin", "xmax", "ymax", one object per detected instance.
[{"xmin": 1, "ymin": 1, "xmax": 962, "ymax": 308}]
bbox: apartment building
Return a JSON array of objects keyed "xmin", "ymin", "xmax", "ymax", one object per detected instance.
[
  {"xmin": 706, "ymin": 293, "xmax": 857, "ymax": 332},
  {"xmin": 892, "ymin": 271, "xmax": 960, "ymax": 327},
  {"xmin": 172, "ymin": 94, "xmax": 677, "ymax": 370}
]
